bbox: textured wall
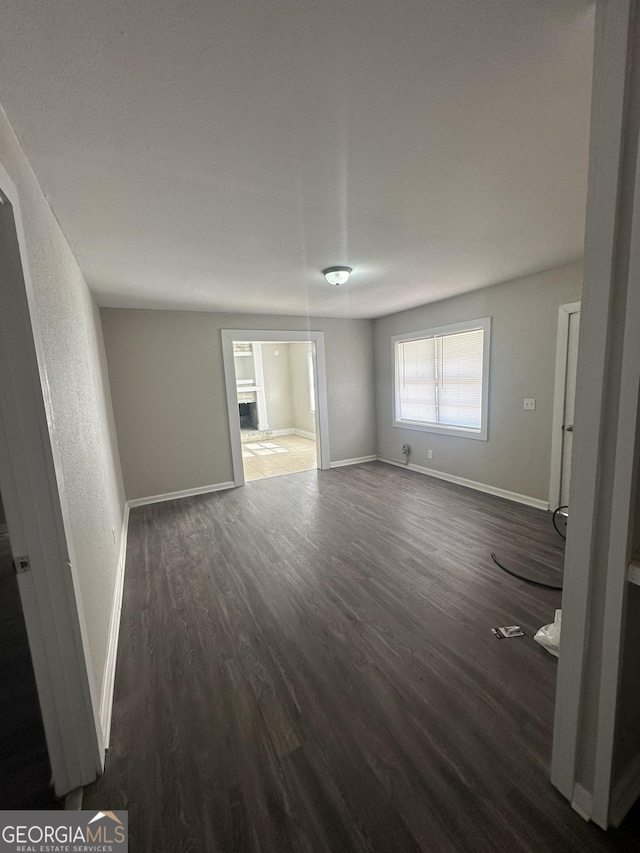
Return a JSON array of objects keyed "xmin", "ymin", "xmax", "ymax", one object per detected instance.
[
  {"xmin": 101, "ymin": 310, "xmax": 375, "ymax": 499},
  {"xmin": 0, "ymin": 107, "xmax": 126, "ymax": 709},
  {"xmin": 374, "ymin": 262, "xmax": 582, "ymax": 502}
]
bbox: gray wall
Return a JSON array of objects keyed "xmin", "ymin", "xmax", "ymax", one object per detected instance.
[
  {"xmin": 374, "ymin": 262, "xmax": 582, "ymax": 502},
  {"xmin": 289, "ymin": 342, "xmax": 316, "ymax": 435},
  {"xmin": 0, "ymin": 107, "xmax": 126, "ymax": 708},
  {"xmin": 614, "ymin": 582, "xmax": 640, "ymax": 784},
  {"xmin": 0, "ymin": 491, "xmax": 5, "ymax": 529},
  {"xmin": 101, "ymin": 310, "xmax": 376, "ymax": 500}
]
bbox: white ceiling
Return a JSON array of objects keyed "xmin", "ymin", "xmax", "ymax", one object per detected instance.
[{"xmin": 0, "ymin": 0, "xmax": 594, "ymax": 319}]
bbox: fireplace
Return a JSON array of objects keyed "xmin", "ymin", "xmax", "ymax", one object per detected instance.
[{"xmin": 238, "ymin": 400, "xmax": 258, "ymax": 429}]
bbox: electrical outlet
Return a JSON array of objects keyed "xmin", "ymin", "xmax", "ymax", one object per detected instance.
[
  {"xmin": 428, "ymin": 449, "xmax": 433, "ymax": 459},
  {"xmin": 524, "ymin": 398, "xmax": 536, "ymax": 410}
]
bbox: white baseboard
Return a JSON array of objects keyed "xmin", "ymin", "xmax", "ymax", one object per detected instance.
[
  {"xmin": 331, "ymin": 456, "xmax": 378, "ymax": 468},
  {"xmin": 571, "ymin": 783, "xmax": 593, "ymax": 822},
  {"xmin": 294, "ymin": 429, "xmax": 316, "ymax": 440},
  {"xmin": 377, "ymin": 457, "xmax": 549, "ymax": 511},
  {"xmin": 271, "ymin": 428, "xmax": 316, "ymax": 439},
  {"xmin": 127, "ymin": 481, "xmax": 235, "ymax": 508},
  {"xmin": 609, "ymin": 751, "xmax": 640, "ymax": 828},
  {"xmin": 99, "ymin": 503, "xmax": 129, "ymax": 749}
]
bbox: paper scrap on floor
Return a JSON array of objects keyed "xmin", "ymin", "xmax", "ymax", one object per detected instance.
[{"xmin": 491, "ymin": 625, "xmax": 525, "ymax": 639}]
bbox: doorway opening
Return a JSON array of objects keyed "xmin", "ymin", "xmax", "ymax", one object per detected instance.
[
  {"xmin": 549, "ymin": 301, "xmax": 581, "ymax": 510},
  {"xmin": 221, "ymin": 330, "xmax": 330, "ymax": 486},
  {"xmin": 0, "ymin": 489, "xmax": 57, "ymax": 807},
  {"xmin": 235, "ymin": 340, "xmax": 317, "ymax": 481}
]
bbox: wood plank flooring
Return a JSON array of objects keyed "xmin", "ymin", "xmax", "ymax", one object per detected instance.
[{"xmin": 83, "ymin": 462, "xmax": 640, "ymax": 850}]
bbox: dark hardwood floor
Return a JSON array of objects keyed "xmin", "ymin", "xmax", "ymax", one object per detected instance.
[
  {"xmin": 84, "ymin": 462, "xmax": 640, "ymax": 851},
  {"xmin": 0, "ymin": 533, "xmax": 58, "ymax": 808}
]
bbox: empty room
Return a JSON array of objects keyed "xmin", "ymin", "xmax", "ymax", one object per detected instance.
[{"xmin": 1, "ymin": 1, "xmax": 640, "ymax": 851}]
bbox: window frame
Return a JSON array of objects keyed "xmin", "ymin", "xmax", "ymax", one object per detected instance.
[{"xmin": 392, "ymin": 317, "xmax": 491, "ymax": 441}]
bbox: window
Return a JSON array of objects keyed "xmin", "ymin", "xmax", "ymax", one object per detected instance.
[{"xmin": 393, "ymin": 318, "xmax": 490, "ymax": 440}]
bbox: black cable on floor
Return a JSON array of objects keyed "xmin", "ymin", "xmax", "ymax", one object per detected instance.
[
  {"xmin": 491, "ymin": 552, "xmax": 563, "ymax": 591},
  {"xmin": 552, "ymin": 505, "xmax": 568, "ymax": 540}
]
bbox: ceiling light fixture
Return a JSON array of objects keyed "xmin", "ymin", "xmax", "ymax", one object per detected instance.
[{"xmin": 322, "ymin": 266, "xmax": 352, "ymax": 286}]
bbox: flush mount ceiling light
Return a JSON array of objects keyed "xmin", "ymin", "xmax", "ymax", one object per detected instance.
[{"xmin": 322, "ymin": 266, "xmax": 352, "ymax": 286}]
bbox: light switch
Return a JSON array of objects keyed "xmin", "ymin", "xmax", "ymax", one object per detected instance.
[{"xmin": 524, "ymin": 398, "xmax": 536, "ymax": 410}]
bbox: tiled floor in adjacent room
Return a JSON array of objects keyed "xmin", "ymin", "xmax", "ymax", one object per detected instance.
[{"xmin": 242, "ymin": 434, "xmax": 317, "ymax": 481}]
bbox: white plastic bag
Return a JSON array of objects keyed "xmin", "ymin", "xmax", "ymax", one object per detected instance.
[{"xmin": 534, "ymin": 609, "xmax": 561, "ymax": 658}]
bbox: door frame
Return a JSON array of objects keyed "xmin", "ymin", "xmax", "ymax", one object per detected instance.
[
  {"xmin": 551, "ymin": 0, "xmax": 640, "ymax": 828},
  {"xmin": 549, "ymin": 301, "xmax": 581, "ymax": 510},
  {"xmin": 0, "ymin": 166, "xmax": 102, "ymax": 796},
  {"xmin": 221, "ymin": 329, "xmax": 331, "ymax": 486}
]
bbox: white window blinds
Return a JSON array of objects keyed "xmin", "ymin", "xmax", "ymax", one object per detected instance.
[
  {"xmin": 397, "ymin": 327, "xmax": 484, "ymax": 430},
  {"xmin": 397, "ymin": 336, "xmax": 437, "ymax": 424}
]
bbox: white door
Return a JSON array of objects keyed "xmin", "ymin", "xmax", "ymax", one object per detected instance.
[
  {"xmin": 0, "ymin": 179, "xmax": 102, "ymax": 795},
  {"xmin": 559, "ymin": 309, "xmax": 580, "ymax": 506}
]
